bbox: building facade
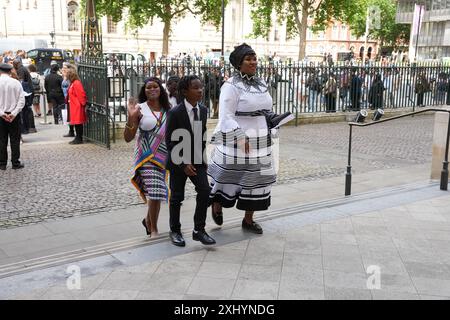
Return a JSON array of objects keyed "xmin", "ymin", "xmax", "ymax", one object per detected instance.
[
  {"xmin": 1, "ymin": 0, "xmax": 378, "ymax": 61},
  {"xmin": 396, "ymin": 0, "xmax": 450, "ymax": 59}
]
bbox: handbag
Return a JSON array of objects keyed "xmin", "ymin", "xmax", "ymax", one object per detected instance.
[{"xmin": 61, "ymin": 108, "xmax": 68, "ymax": 125}]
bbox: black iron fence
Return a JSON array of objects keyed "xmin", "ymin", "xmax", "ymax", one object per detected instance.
[
  {"xmin": 101, "ymin": 59, "xmax": 450, "ymax": 123},
  {"xmin": 78, "ymin": 61, "xmax": 112, "ymax": 148}
]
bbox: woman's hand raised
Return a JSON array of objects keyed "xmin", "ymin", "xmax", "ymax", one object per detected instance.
[{"xmin": 127, "ymin": 97, "xmax": 141, "ymax": 123}]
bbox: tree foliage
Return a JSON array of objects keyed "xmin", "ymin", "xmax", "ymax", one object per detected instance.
[
  {"xmin": 248, "ymin": 0, "xmax": 410, "ymax": 58},
  {"xmin": 248, "ymin": 0, "xmax": 357, "ymax": 59},
  {"xmin": 344, "ymin": 0, "xmax": 410, "ymax": 48},
  {"xmin": 80, "ymin": 0, "xmax": 226, "ymax": 55}
]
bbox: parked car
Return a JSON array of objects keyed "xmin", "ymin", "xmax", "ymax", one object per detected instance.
[{"xmin": 27, "ymin": 48, "xmax": 74, "ymax": 75}]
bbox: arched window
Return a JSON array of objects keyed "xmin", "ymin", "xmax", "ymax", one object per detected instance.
[
  {"xmin": 67, "ymin": 1, "xmax": 79, "ymax": 32},
  {"xmin": 359, "ymin": 46, "xmax": 365, "ymax": 59},
  {"xmin": 367, "ymin": 47, "xmax": 373, "ymax": 59},
  {"xmin": 107, "ymin": 16, "xmax": 117, "ymax": 33}
]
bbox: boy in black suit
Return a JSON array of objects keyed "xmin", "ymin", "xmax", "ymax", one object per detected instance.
[{"xmin": 165, "ymin": 75, "xmax": 216, "ymax": 247}]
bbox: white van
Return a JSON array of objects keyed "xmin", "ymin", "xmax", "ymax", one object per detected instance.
[{"xmin": 0, "ymin": 38, "xmax": 48, "ymax": 53}]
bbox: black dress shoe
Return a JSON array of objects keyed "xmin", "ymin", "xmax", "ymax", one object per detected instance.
[
  {"xmin": 0, "ymin": 165, "xmax": 6, "ymax": 170},
  {"xmin": 141, "ymin": 219, "xmax": 150, "ymax": 236},
  {"xmin": 193, "ymin": 229, "xmax": 216, "ymax": 245},
  {"xmin": 69, "ymin": 139, "xmax": 83, "ymax": 145},
  {"xmin": 242, "ymin": 219, "xmax": 263, "ymax": 234},
  {"xmin": 211, "ymin": 207, "xmax": 223, "ymax": 226},
  {"xmin": 12, "ymin": 163, "xmax": 24, "ymax": 170},
  {"xmin": 63, "ymin": 132, "xmax": 75, "ymax": 137},
  {"xmin": 169, "ymin": 231, "xmax": 185, "ymax": 247}
]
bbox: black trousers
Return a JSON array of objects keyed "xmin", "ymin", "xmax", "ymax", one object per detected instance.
[
  {"xmin": 169, "ymin": 165, "xmax": 210, "ymax": 232},
  {"xmin": 0, "ymin": 116, "xmax": 21, "ymax": 166},
  {"xmin": 417, "ymin": 93, "xmax": 424, "ymax": 106},
  {"xmin": 350, "ymin": 93, "xmax": 361, "ymax": 111},
  {"xmin": 447, "ymin": 86, "xmax": 450, "ymax": 105},
  {"xmin": 20, "ymin": 106, "xmax": 30, "ymax": 134},
  {"xmin": 325, "ymin": 94, "xmax": 336, "ymax": 112},
  {"xmin": 53, "ymin": 104, "xmax": 63, "ymax": 124},
  {"xmin": 74, "ymin": 124, "xmax": 83, "ymax": 141},
  {"xmin": 27, "ymin": 106, "xmax": 36, "ymax": 129}
]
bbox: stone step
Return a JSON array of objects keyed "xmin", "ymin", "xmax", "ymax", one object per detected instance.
[{"xmin": 0, "ymin": 180, "xmax": 440, "ymax": 279}]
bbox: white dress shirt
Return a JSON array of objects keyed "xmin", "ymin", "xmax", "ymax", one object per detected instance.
[
  {"xmin": 184, "ymin": 98, "xmax": 200, "ymax": 129},
  {"xmin": 168, "ymin": 95, "xmax": 178, "ymax": 108},
  {"xmin": 166, "ymin": 88, "xmax": 178, "ymax": 108},
  {"xmin": 0, "ymin": 74, "xmax": 25, "ymax": 117}
]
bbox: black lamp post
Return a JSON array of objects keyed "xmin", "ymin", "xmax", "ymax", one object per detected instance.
[
  {"xmin": 221, "ymin": 0, "xmax": 225, "ymax": 59},
  {"xmin": 50, "ymin": 0, "xmax": 56, "ymax": 48},
  {"xmin": 49, "ymin": 30, "xmax": 55, "ymax": 48}
]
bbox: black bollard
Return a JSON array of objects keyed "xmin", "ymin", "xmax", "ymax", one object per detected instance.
[{"xmin": 441, "ymin": 114, "xmax": 450, "ymax": 191}]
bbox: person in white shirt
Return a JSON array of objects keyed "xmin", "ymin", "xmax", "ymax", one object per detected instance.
[
  {"xmin": 166, "ymin": 75, "xmax": 180, "ymax": 107},
  {"xmin": 0, "ymin": 63, "xmax": 26, "ymax": 170}
]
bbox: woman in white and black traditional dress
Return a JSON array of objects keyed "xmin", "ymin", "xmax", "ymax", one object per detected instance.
[
  {"xmin": 124, "ymin": 77, "xmax": 171, "ymax": 238},
  {"xmin": 208, "ymin": 43, "xmax": 277, "ymax": 234}
]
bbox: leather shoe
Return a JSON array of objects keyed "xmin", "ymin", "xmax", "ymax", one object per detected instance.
[
  {"xmin": 193, "ymin": 229, "xmax": 216, "ymax": 245},
  {"xmin": 69, "ymin": 139, "xmax": 83, "ymax": 145},
  {"xmin": 141, "ymin": 219, "xmax": 150, "ymax": 236},
  {"xmin": 0, "ymin": 165, "xmax": 6, "ymax": 170},
  {"xmin": 169, "ymin": 231, "xmax": 185, "ymax": 247},
  {"xmin": 63, "ymin": 133, "xmax": 75, "ymax": 137},
  {"xmin": 211, "ymin": 207, "xmax": 223, "ymax": 226},
  {"xmin": 12, "ymin": 163, "xmax": 24, "ymax": 170},
  {"xmin": 242, "ymin": 219, "xmax": 263, "ymax": 234}
]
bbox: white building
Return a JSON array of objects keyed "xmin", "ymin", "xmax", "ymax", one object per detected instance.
[
  {"xmin": 0, "ymin": 0, "xmax": 376, "ymax": 60},
  {"xmin": 396, "ymin": 0, "xmax": 450, "ymax": 60}
]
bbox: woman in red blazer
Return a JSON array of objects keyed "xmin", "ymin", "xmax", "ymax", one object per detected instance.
[{"xmin": 66, "ymin": 69, "xmax": 87, "ymax": 144}]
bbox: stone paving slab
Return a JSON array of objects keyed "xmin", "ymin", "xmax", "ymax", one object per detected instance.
[{"xmin": 2, "ymin": 186, "xmax": 450, "ymax": 300}]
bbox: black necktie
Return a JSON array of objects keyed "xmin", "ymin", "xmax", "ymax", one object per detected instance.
[
  {"xmin": 191, "ymin": 107, "xmax": 202, "ymax": 164},
  {"xmin": 192, "ymin": 107, "xmax": 199, "ymax": 121}
]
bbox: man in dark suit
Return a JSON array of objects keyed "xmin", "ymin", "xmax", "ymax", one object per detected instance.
[{"xmin": 165, "ymin": 75, "xmax": 216, "ymax": 247}]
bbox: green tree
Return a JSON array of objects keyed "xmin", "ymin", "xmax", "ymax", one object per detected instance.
[
  {"xmin": 345, "ymin": 0, "xmax": 410, "ymax": 48},
  {"xmin": 248, "ymin": 0, "xmax": 357, "ymax": 60},
  {"xmin": 82, "ymin": 0, "xmax": 226, "ymax": 56}
]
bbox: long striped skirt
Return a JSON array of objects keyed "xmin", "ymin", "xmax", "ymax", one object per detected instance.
[{"xmin": 207, "ymin": 146, "xmax": 277, "ymax": 211}]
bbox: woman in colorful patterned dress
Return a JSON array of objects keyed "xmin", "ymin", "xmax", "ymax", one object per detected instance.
[{"xmin": 124, "ymin": 77, "xmax": 171, "ymax": 238}]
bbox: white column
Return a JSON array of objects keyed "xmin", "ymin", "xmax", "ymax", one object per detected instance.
[{"xmin": 431, "ymin": 109, "xmax": 450, "ymax": 180}]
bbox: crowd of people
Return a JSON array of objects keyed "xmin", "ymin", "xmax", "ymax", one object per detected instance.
[
  {"xmin": 0, "ymin": 50, "xmax": 88, "ymax": 171},
  {"xmin": 270, "ymin": 65, "xmax": 450, "ymax": 113},
  {"xmin": 138, "ymin": 61, "xmax": 450, "ymax": 118}
]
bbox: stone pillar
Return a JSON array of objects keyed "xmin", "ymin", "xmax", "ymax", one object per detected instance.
[{"xmin": 431, "ymin": 109, "xmax": 450, "ymax": 179}]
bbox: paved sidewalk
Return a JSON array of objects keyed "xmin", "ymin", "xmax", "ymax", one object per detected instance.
[
  {"xmin": 1, "ymin": 180, "xmax": 450, "ymax": 300},
  {"xmin": 1, "ymin": 111, "xmax": 448, "ymax": 300},
  {"xmin": 0, "ymin": 163, "xmax": 430, "ymax": 267}
]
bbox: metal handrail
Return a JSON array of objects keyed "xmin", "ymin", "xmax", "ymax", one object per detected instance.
[{"xmin": 345, "ymin": 107, "xmax": 450, "ymax": 196}]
